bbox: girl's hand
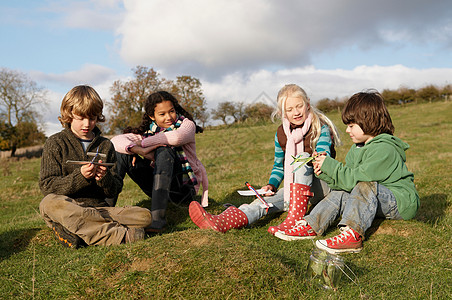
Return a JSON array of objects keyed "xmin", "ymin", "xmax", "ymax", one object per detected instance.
[
  {"xmin": 129, "ymin": 144, "xmax": 164, "ymax": 166},
  {"xmin": 313, "ymin": 153, "xmax": 326, "ymax": 176},
  {"xmin": 81, "ymin": 163, "xmax": 96, "ymax": 179},
  {"xmin": 262, "ymin": 184, "xmax": 275, "ymax": 196}
]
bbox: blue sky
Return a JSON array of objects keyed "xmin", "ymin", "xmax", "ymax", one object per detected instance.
[{"xmin": 1, "ymin": 0, "xmax": 452, "ymax": 135}]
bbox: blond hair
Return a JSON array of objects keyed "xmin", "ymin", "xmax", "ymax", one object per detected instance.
[
  {"xmin": 271, "ymin": 84, "xmax": 341, "ymax": 148},
  {"xmin": 58, "ymin": 85, "xmax": 105, "ymax": 129}
]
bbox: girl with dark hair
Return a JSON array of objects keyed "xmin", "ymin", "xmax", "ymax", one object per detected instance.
[{"xmin": 111, "ymin": 91, "xmax": 208, "ymax": 233}]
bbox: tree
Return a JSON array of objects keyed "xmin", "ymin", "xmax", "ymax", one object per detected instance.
[
  {"xmin": 315, "ymin": 97, "xmax": 345, "ymax": 113},
  {"xmin": 416, "ymin": 85, "xmax": 440, "ymax": 103},
  {"xmin": 440, "ymin": 84, "xmax": 452, "ymax": 102},
  {"xmin": 0, "ymin": 68, "xmax": 47, "ymax": 155},
  {"xmin": 244, "ymin": 102, "xmax": 273, "ymax": 121},
  {"xmin": 211, "ymin": 101, "xmax": 237, "ymax": 125},
  {"xmin": 381, "ymin": 89, "xmax": 402, "ymax": 105},
  {"xmin": 107, "ymin": 66, "xmax": 166, "ymax": 133},
  {"xmin": 231, "ymin": 101, "xmax": 247, "ymax": 123},
  {"xmin": 169, "ymin": 76, "xmax": 208, "ymax": 122},
  {"xmin": 397, "ymin": 86, "xmax": 416, "ymax": 104}
]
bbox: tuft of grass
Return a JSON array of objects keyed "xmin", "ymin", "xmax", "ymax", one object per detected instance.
[{"xmin": 0, "ymin": 101, "xmax": 451, "ymax": 299}]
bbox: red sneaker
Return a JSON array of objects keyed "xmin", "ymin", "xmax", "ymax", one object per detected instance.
[
  {"xmin": 274, "ymin": 220, "xmax": 317, "ymax": 241},
  {"xmin": 315, "ymin": 226, "xmax": 363, "ymax": 254}
]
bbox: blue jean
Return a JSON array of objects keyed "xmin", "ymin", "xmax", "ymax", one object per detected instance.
[
  {"xmin": 304, "ymin": 181, "xmax": 402, "ymax": 237},
  {"xmin": 239, "ymin": 153, "xmax": 330, "ymax": 224}
]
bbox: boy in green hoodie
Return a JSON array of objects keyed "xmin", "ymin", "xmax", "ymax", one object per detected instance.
[{"xmin": 274, "ymin": 90, "xmax": 419, "ymax": 254}]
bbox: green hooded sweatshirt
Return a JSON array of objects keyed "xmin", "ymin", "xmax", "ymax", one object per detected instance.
[{"xmin": 317, "ymin": 133, "xmax": 419, "ymax": 220}]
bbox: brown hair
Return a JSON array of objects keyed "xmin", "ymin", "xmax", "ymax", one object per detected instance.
[
  {"xmin": 342, "ymin": 90, "xmax": 394, "ymax": 136},
  {"xmin": 58, "ymin": 85, "xmax": 105, "ymax": 129}
]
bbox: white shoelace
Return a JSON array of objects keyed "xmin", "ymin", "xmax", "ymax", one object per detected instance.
[
  {"xmin": 331, "ymin": 226, "xmax": 357, "ymax": 243},
  {"xmin": 293, "ymin": 219, "xmax": 307, "ymax": 228}
]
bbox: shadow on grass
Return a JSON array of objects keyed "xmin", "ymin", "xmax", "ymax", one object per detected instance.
[
  {"xmin": 136, "ymin": 194, "xmax": 223, "ymax": 234},
  {"xmin": 272, "ymin": 249, "xmax": 369, "ymax": 292},
  {"xmin": 0, "ymin": 228, "xmax": 40, "ymax": 261},
  {"xmin": 415, "ymin": 193, "xmax": 448, "ymax": 225}
]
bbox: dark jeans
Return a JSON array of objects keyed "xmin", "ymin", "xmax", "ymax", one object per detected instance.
[{"xmin": 116, "ymin": 146, "xmax": 195, "ymax": 210}]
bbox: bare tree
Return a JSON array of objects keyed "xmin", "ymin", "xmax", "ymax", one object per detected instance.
[
  {"xmin": 211, "ymin": 101, "xmax": 237, "ymax": 125},
  {"xmin": 0, "ymin": 68, "xmax": 47, "ymax": 155}
]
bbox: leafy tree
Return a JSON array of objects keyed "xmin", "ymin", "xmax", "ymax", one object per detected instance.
[
  {"xmin": 244, "ymin": 102, "xmax": 273, "ymax": 121},
  {"xmin": 107, "ymin": 66, "xmax": 165, "ymax": 133},
  {"xmin": 315, "ymin": 97, "xmax": 345, "ymax": 113},
  {"xmin": 381, "ymin": 89, "xmax": 402, "ymax": 105},
  {"xmin": 440, "ymin": 84, "xmax": 452, "ymax": 102},
  {"xmin": 416, "ymin": 85, "xmax": 440, "ymax": 103},
  {"xmin": 398, "ymin": 86, "xmax": 416, "ymax": 104},
  {"xmin": 107, "ymin": 67, "xmax": 208, "ymax": 133},
  {"xmin": 169, "ymin": 76, "xmax": 207, "ymax": 122},
  {"xmin": 0, "ymin": 68, "xmax": 47, "ymax": 155}
]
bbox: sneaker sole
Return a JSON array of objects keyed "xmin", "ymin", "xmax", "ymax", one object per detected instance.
[
  {"xmin": 274, "ymin": 231, "xmax": 316, "ymax": 241},
  {"xmin": 51, "ymin": 224, "xmax": 81, "ymax": 248},
  {"xmin": 315, "ymin": 240, "xmax": 363, "ymax": 254}
]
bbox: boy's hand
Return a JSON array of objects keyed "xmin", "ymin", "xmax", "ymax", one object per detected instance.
[
  {"xmin": 80, "ymin": 160, "xmax": 107, "ymax": 180},
  {"xmin": 81, "ymin": 163, "xmax": 96, "ymax": 179},
  {"xmin": 313, "ymin": 153, "xmax": 327, "ymax": 176},
  {"xmin": 94, "ymin": 160, "xmax": 107, "ymax": 181}
]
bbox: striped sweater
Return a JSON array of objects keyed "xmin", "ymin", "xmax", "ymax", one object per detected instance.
[{"xmin": 268, "ymin": 124, "xmax": 333, "ymax": 190}]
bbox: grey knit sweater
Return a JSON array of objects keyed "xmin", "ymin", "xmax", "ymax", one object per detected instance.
[{"xmin": 39, "ymin": 127, "xmax": 123, "ymax": 207}]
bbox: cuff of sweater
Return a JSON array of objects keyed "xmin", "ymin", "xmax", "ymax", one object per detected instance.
[
  {"xmin": 267, "ymin": 184, "xmax": 277, "ymax": 193},
  {"xmin": 320, "ymin": 156, "xmax": 337, "ymax": 176}
]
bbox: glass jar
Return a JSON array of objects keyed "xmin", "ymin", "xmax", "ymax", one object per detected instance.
[{"xmin": 306, "ymin": 248, "xmax": 344, "ymax": 290}]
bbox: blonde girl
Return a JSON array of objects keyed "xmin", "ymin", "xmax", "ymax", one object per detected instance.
[{"xmin": 189, "ymin": 84, "xmax": 341, "ymax": 234}]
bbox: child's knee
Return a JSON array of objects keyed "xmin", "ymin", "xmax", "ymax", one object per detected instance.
[
  {"xmin": 354, "ymin": 182, "xmax": 377, "ymax": 194},
  {"xmin": 137, "ymin": 209, "xmax": 152, "ymax": 227}
]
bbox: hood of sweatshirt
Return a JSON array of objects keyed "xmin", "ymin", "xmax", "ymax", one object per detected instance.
[{"xmin": 365, "ymin": 133, "xmax": 409, "ymax": 161}]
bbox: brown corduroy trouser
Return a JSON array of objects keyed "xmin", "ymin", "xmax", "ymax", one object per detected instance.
[{"xmin": 40, "ymin": 193, "xmax": 152, "ymax": 246}]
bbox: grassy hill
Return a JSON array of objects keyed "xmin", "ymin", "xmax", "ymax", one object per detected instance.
[{"xmin": 0, "ymin": 101, "xmax": 451, "ymax": 299}]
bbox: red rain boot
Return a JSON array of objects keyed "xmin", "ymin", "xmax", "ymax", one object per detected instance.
[
  {"xmin": 267, "ymin": 183, "xmax": 313, "ymax": 235},
  {"xmin": 189, "ymin": 201, "xmax": 248, "ymax": 233}
]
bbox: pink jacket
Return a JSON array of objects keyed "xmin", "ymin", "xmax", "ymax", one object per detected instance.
[{"xmin": 110, "ymin": 118, "xmax": 209, "ymax": 207}]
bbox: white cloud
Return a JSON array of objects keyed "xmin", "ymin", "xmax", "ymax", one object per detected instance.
[
  {"xmin": 116, "ymin": 0, "xmax": 452, "ymax": 77},
  {"xmin": 37, "ymin": 63, "xmax": 452, "ymax": 135},
  {"xmin": 28, "ymin": 65, "xmax": 124, "ymax": 137},
  {"xmin": 30, "ymin": 64, "xmax": 117, "ymax": 87},
  {"xmin": 202, "ymin": 65, "xmax": 452, "ymax": 109},
  {"xmin": 43, "ymin": 0, "xmax": 125, "ymax": 31}
]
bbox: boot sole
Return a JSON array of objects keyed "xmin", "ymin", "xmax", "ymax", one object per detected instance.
[{"xmin": 274, "ymin": 231, "xmax": 316, "ymax": 241}]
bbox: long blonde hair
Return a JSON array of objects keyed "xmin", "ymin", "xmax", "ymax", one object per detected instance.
[{"xmin": 271, "ymin": 84, "xmax": 341, "ymax": 149}]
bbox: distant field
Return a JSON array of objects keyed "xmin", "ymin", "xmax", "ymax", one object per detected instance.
[{"xmin": 0, "ymin": 101, "xmax": 450, "ymax": 299}]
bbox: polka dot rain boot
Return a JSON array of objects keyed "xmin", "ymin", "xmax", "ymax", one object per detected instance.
[
  {"xmin": 267, "ymin": 183, "xmax": 313, "ymax": 235},
  {"xmin": 189, "ymin": 201, "xmax": 248, "ymax": 233}
]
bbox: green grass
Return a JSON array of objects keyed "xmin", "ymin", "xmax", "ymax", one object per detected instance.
[{"xmin": 1, "ymin": 102, "xmax": 451, "ymax": 299}]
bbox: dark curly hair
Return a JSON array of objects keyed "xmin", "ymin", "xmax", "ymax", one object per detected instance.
[{"xmin": 123, "ymin": 91, "xmax": 203, "ymax": 134}]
